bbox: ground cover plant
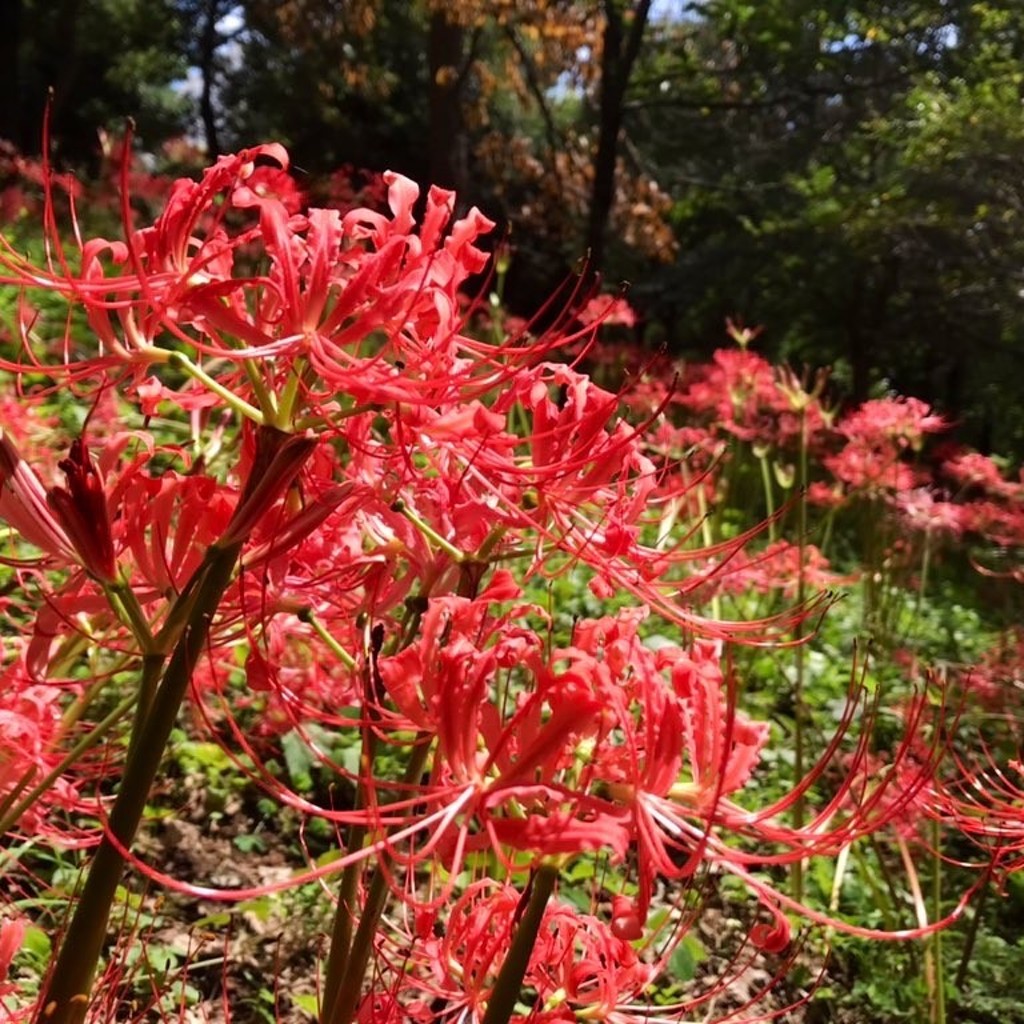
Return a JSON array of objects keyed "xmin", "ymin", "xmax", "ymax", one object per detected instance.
[{"xmin": 0, "ymin": 137, "xmax": 1021, "ymax": 1024}]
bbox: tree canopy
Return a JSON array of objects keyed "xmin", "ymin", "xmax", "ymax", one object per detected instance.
[{"xmin": 4, "ymin": 0, "xmax": 1024, "ymax": 452}]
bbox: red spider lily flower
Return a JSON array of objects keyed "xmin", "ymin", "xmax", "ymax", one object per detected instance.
[
  {"xmin": 2, "ymin": 141, "xmax": 529, "ymax": 429},
  {"xmin": 563, "ymin": 614, "xmax": 956, "ymax": 944},
  {"xmin": 169, "ymin": 166, "xmax": 501, "ymax": 410},
  {"xmin": 118, "ymin": 472, "xmax": 233, "ymax": 597},
  {"xmin": 377, "ymin": 884, "xmax": 815, "ymax": 1023},
  {"xmin": 825, "ymin": 440, "xmax": 919, "ymax": 495},
  {"xmin": 678, "ymin": 347, "xmax": 813, "ymax": 445},
  {"xmin": 0, "ymin": 428, "xmax": 79, "ymax": 568},
  {"xmin": 960, "ymin": 498, "xmax": 1024, "ymax": 549},
  {"xmin": 46, "ymin": 437, "xmax": 118, "ymax": 582},
  {"xmin": 402, "ymin": 882, "xmax": 656, "ymax": 1023},
  {"xmin": 0, "ymin": 651, "xmax": 99, "ymax": 838},
  {"xmin": 574, "ymin": 294, "xmax": 638, "ymax": 329},
  {"xmin": 0, "ymin": 142, "xmax": 292, "ymax": 383},
  {"xmin": 892, "ymin": 487, "xmax": 966, "ymax": 539},
  {"xmin": 0, "ymin": 915, "xmax": 26, "ymax": 1001},
  {"xmin": 942, "ymin": 449, "xmax": 1022, "ymax": 501},
  {"xmin": 931, "ymin": 710, "xmax": 1024, "ymax": 870},
  {"xmin": 369, "ymin": 605, "xmax": 815, "ymax": 940},
  {"xmin": 139, "ymin": 142, "xmax": 291, "ymax": 276},
  {"xmin": 824, "ymin": 397, "xmax": 947, "ymax": 498},
  {"xmin": 370, "ymin": 596, "xmax": 637, "ymax": 878},
  {"xmin": 952, "ymin": 628, "xmax": 1024, "ymax": 708},
  {"xmin": 841, "ymin": 397, "xmax": 946, "ymax": 451}
]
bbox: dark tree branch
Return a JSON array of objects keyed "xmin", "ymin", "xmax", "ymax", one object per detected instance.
[
  {"xmin": 0, "ymin": 0, "xmax": 23, "ymax": 145},
  {"xmin": 428, "ymin": 8, "xmax": 467, "ymax": 193},
  {"xmin": 197, "ymin": 0, "xmax": 223, "ymax": 156},
  {"xmin": 585, "ymin": 0, "xmax": 653, "ymax": 273},
  {"xmin": 503, "ymin": 23, "xmax": 564, "ymax": 194}
]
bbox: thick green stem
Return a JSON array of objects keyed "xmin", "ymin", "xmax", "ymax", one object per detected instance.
[
  {"xmin": 320, "ymin": 738, "xmax": 433, "ymax": 1024},
  {"xmin": 757, "ymin": 449, "xmax": 777, "ymax": 543},
  {"xmin": 481, "ymin": 863, "xmax": 559, "ymax": 1024},
  {"xmin": 954, "ymin": 874, "xmax": 989, "ymax": 990},
  {"xmin": 792, "ymin": 407, "xmax": 808, "ymax": 903},
  {"xmin": 318, "ymin": 822, "xmax": 366, "ymax": 1023},
  {"xmin": 319, "ymin": 843, "xmax": 393, "ymax": 1024},
  {"xmin": 319, "ymin": 654, "xmax": 378, "ymax": 1023},
  {"xmin": 40, "ymin": 424, "xmax": 309, "ymax": 1023},
  {"xmin": 38, "ymin": 540, "xmax": 242, "ymax": 1024},
  {"xmin": 930, "ymin": 818, "xmax": 946, "ymax": 1024}
]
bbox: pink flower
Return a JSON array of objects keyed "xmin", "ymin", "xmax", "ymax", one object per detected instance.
[
  {"xmin": 840, "ymin": 397, "xmax": 946, "ymax": 451},
  {"xmin": 893, "ymin": 488, "xmax": 966, "ymax": 538},
  {"xmin": 574, "ymin": 294, "xmax": 637, "ymax": 329},
  {"xmin": 0, "ymin": 915, "xmax": 26, "ymax": 999},
  {"xmin": 0, "ymin": 429, "xmax": 79, "ymax": 568}
]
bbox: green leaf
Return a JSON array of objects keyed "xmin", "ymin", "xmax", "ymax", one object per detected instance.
[
  {"xmin": 20, "ymin": 925, "xmax": 51, "ymax": 960},
  {"xmin": 292, "ymin": 993, "xmax": 320, "ymax": 1017},
  {"xmin": 669, "ymin": 934, "xmax": 705, "ymax": 981},
  {"xmin": 281, "ymin": 729, "xmax": 316, "ymax": 792}
]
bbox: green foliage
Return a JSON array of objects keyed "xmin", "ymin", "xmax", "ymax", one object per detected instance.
[
  {"xmin": 951, "ymin": 931, "xmax": 1024, "ymax": 1024},
  {"xmin": 218, "ymin": 1, "xmax": 431, "ymax": 177},
  {"xmin": 6, "ymin": 0, "xmax": 189, "ymax": 163},
  {"xmin": 629, "ymin": 1, "xmax": 1024, "ymax": 454}
]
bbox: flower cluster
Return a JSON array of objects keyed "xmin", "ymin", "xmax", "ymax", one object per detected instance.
[{"xmin": 0, "ymin": 143, "xmax": 981, "ymax": 1023}]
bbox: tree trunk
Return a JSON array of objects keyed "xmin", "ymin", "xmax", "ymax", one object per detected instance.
[
  {"xmin": 46, "ymin": 0, "xmax": 88, "ymax": 161},
  {"xmin": 428, "ymin": 10, "xmax": 466, "ymax": 193},
  {"xmin": 585, "ymin": 0, "xmax": 652, "ymax": 274},
  {"xmin": 198, "ymin": 0, "xmax": 222, "ymax": 157},
  {"xmin": 0, "ymin": 0, "xmax": 22, "ymax": 146}
]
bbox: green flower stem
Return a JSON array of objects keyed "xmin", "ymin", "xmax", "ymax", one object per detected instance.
[
  {"xmin": 241, "ymin": 356, "xmax": 279, "ymax": 425},
  {"xmin": 792, "ymin": 406, "xmax": 808, "ymax": 903},
  {"xmin": 899, "ymin": 530, "xmax": 933, "ymax": 647},
  {"xmin": 318, "ymin": 821, "xmax": 366, "ymax": 1024},
  {"xmin": 757, "ymin": 450, "xmax": 777, "ymax": 543},
  {"xmin": 931, "ymin": 818, "xmax": 946, "ymax": 1024},
  {"xmin": 104, "ymin": 580, "xmax": 157, "ymax": 653},
  {"xmin": 320, "ymin": 737, "xmax": 433, "ymax": 1024},
  {"xmin": 38, "ymin": 538, "xmax": 243, "ymax": 1024},
  {"xmin": 481, "ymin": 863, "xmax": 559, "ymax": 1024},
  {"xmin": 126, "ymin": 652, "xmax": 172, "ymax": 762},
  {"xmin": 320, "ymin": 649, "xmax": 378, "ymax": 1022},
  {"xmin": 693, "ymin": 481, "xmax": 722, "ymax": 623},
  {"xmin": 274, "ymin": 356, "xmax": 307, "ymax": 428},
  {"xmin": 954, "ymin": 873, "xmax": 989, "ymax": 990},
  {"xmin": 392, "ymin": 498, "xmax": 466, "ymax": 562},
  {"xmin": 320, "ymin": 851, "xmax": 392, "ymax": 1024},
  {"xmin": 301, "ymin": 610, "xmax": 357, "ymax": 670},
  {"xmin": 167, "ymin": 351, "xmax": 266, "ymax": 426}
]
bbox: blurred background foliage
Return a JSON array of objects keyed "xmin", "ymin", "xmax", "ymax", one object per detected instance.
[{"xmin": 2, "ymin": 0, "xmax": 1023, "ymax": 454}]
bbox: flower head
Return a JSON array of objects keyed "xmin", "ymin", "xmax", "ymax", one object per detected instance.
[{"xmin": 46, "ymin": 438, "xmax": 117, "ymax": 582}]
